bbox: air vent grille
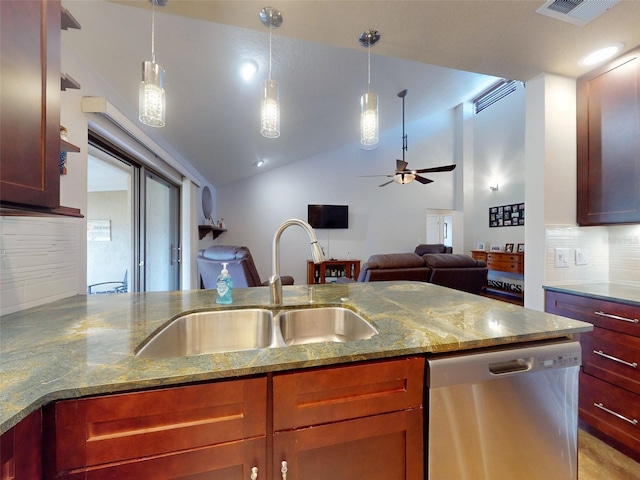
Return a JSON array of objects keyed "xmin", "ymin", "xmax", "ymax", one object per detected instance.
[
  {"xmin": 536, "ymin": 0, "xmax": 620, "ymax": 26},
  {"xmin": 547, "ymin": 0, "xmax": 584, "ymax": 15},
  {"xmin": 472, "ymin": 80, "xmax": 519, "ymax": 115}
]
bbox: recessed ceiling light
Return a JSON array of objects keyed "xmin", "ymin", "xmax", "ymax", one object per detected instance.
[
  {"xmin": 580, "ymin": 43, "xmax": 623, "ymax": 67},
  {"xmin": 239, "ymin": 59, "xmax": 258, "ymax": 82},
  {"xmin": 252, "ymin": 159, "xmax": 265, "ymax": 167}
]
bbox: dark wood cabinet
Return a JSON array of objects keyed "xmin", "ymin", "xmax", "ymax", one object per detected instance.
[
  {"xmin": 0, "ymin": 0, "xmax": 81, "ymax": 217},
  {"xmin": 577, "ymin": 47, "xmax": 640, "ymax": 225},
  {"xmin": 273, "ymin": 356, "xmax": 424, "ymax": 480},
  {"xmin": 307, "ymin": 259, "xmax": 360, "ymax": 284},
  {"xmin": 0, "ymin": 409, "xmax": 42, "ymax": 480},
  {"xmin": 44, "ymin": 378, "xmax": 267, "ymax": 479},
  {"xmin": 545, "ymin": 289, "xmax": 640, "ymax": 462}
]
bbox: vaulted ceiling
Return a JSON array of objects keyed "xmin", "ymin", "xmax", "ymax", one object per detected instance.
[{"xmin": 64, "ymin": 1, "xmax": 640, "ymax": 186}]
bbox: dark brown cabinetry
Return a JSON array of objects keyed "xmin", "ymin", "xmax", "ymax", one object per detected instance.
[
  {"xmin": 577, "ymin": 47, "xmax": 640, "ymax": 225},
  {"xmin": 44, "ymin": 378, "xmax": 267, "ymax": 479},
  {"xmin": 272, "ymin": 356, "xmax": 424, "ymax": 480},
  {"xmin": 545, "ymin": 290, "xmax": 640, "ymax": 462},
  {"xmin": 0, "ymin": 409, "xmax": 42, "ymax": 480},
  {"xmin": 42, "ymin": 357, "xmax": 423, "ymax": 479},
  {"xmin": 307, "ymin": 259, "xmax": 360, "ymax": 284},
  {"xmin": 0, "ymin": 0, "xmax": 81, "ymax": 217}
]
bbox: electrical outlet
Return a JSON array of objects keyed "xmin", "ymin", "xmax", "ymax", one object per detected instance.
[
  {"xmin": 554, "ymin": 248, "xmax": 571, "ymax": 268},
  {"xmin": 575, "ymin": 248, "xmax": 588, "ymax": 266}
]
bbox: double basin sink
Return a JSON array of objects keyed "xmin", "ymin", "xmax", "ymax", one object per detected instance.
[{"xmin": 135, "ymin": 306, "xmax": 379, "ymax": 359}]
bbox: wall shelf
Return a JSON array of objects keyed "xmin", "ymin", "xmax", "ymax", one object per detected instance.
[
  {"xmin": 198, "ymin": 225, "xmax": 227, "ymax": 240},
  {"xmin": 60, "ymin": 138, "xmax": 80, "ymax": 153}
]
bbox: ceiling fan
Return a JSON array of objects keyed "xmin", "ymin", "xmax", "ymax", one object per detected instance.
[{"xmin": 364, "ymin": 89, "xmax": 456, "ymax": 187}]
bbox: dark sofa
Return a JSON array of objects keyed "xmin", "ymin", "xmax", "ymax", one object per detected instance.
[{"xmin": 356, "ymin": 245, "xmax": 487, "ymax": 294}]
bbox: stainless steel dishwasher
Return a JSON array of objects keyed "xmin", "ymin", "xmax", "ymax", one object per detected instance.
[{"xmin": 427, "ymin": 339, "xmax": 581, "ymax": 480}]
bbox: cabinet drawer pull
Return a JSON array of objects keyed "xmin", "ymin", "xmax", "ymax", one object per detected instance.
[
  {"xmin": 281, "ymin": 460, "xmax": 288, "ymax": 479},
  {"xmin": 251, "ymin": 467, "xmax": 258, "ymax": 480},
  {"xmin": 594, "ymin": 402, "xmax": 638, "ymax": 426},
  {"xmin": 593, "ymin": 349, "xmax": 638, "ymax": 368},
  {"xmin": 594, "ymin": 311, "xmax": 639, "ymax": 324}
]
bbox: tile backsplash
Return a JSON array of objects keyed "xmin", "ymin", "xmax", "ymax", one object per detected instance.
[{"xmin": 546, "ymin": 224, "xmax": 640, "ymax": 286}]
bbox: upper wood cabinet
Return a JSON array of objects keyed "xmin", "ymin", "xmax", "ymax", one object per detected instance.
[
  {"xmin": 577, "ymin": 47, "xmax": 640, "ymax": 225},
  {"xmin": 0, "ymin": 0, "xmax": 81, "ymax": 217}
]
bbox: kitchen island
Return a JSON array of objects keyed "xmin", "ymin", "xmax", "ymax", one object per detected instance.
[{"xmin": 2, "ymin": 281, "xmax": 592, "ymax": 479}]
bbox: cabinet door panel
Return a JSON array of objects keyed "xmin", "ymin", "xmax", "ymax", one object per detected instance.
[
  {"xmin": 273, "ymin": 356, "xmax": 424, "ymax": 431},
  {"xmin": 0, "ymin": 410, "xmax": 42, "ymax": 480},
  {"xmin": 56, "ymin": 437, "xmax": 265, "ymax": 480},
  {"xmin": 0, "ymin": 0, "xmax": 61, "ymax": 208},
  {"xmin": 49, "ymin": 377, "xmax": 266, "ymax": 472},
  {"xmin": 581, "ymin": 328, "xmax": 640, "ymax": 395},
  {"xmin": 273, "ymin": 409, "xmax": 423, "ymax": 480},
  {"xmin": 577, "ymin": 49, "xmax": 640, "ymax": 225},
  {"xmin": 579, "ymin": 371, "xmax": 640, "ymax": 461}
]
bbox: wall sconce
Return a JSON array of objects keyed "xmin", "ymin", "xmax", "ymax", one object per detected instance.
[{"xmin": 490, "ymin": 183, "xmax": 499, "ymax": 191}]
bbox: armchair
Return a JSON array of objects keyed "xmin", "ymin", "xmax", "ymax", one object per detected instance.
[
  {"xmin": 87, "ymin": 270, "xmax": 128, "ymax": 294},
  {"xmin": 197, "ymin": 245, "xmax": 294, "ymax": 289}
]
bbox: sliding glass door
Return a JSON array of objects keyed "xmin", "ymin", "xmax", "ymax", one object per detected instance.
[{"xmin": 142, "ymin": 170, "xmax": 180, "ymax": 291}]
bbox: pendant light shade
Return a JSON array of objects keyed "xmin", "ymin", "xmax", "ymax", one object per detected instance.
[
  {"xmin": 359, "ymin": 30, "xmax": 380, "ymax": 150},
  {"xmin": 360, "ymin": 92, "xmax": 378, "ymax": 149},
  {"xmin": 139, "ymin": 0, "xmax": 166, "ymax": 128},
  {"xmin": 139, "ymin": 61, "xmax": 166, "ymax": 127},
  {"xmin": 261, "ymin": 79, "xmax": 280, "ymax": 138},
  {"xmin": 260, "ymin": 7, "xmax": 282, "ymax": 139}
]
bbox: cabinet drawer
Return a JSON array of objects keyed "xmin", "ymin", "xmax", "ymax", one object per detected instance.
[
  {"xmin": 46, "ymin": 377, "xmax": 266, "ymax": 472},
  {"xmin": 546, "ymin": 290, "xmax": 640, "ymax": 337},
  {"xmin": 582, "ymin": 328, "xmax": 640, "ymax": 395},
  {"xmin": 487, "ymin": 260, "xmax": 523, "ymax": 273},
  {"xmin": 579, "ymin": 372, "xmax": 640, "ymax": 455},
  {"xmin": 487, "ymin": 253, "xmax": 521, "ymax": 264},
  {"xmin": 273, "ymin": 357, "xmax": 424, "ymax": 431}
]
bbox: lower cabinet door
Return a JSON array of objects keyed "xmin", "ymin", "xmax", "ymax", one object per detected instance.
[
  {"xmin": 57, "ymin": 437, "xmax": 266, "ymax": 480},
  {"xmin": 272, "ymin": 409, "xmax": 423, "ymax": 480}
]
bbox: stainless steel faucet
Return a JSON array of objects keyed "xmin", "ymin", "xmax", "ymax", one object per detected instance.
[{"xmin": 270, "ymin": 219, "xmax": 324, "ymax": 306}]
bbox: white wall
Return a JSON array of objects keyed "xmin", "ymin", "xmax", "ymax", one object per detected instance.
[
  {"xmin": 217, "ymin": 110, "xmax": 458, "ymax": 284},
  {"xmin": 470, "ymin": 85, "xmax": 526, "ymax": 252}
]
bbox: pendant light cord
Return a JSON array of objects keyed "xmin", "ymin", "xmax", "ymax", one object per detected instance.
[
  {"xmin": 367, "ymin": 39, "xmax": 371, "ymax": 93},
  {"xmin": 151, "ymin": 1, "xmax": 156, "ymax": 63},
  {"xmin": 268, "ymin": 27, "xmax": 273, "ymax": 80}
]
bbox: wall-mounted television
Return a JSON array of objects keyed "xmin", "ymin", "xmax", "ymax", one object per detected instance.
[{"xmin": 307, "ymin": 204, "xmax": 349, "ymax": 229}]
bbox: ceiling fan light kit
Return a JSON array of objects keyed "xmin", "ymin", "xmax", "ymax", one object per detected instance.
[
  {"xmin": 360, "ymin": 89, "xmax": 456, "ymax": 187},
  {"xmin": 359, "ymin": 29, "xmax": 380, "ymax": 150},
  {"xmin": 260, "ymin": 7, "xmax": 282, "ymax": 139},
  {"xmin": 139, "ymin": 0, "xmax": 167, "ymax": 128}
]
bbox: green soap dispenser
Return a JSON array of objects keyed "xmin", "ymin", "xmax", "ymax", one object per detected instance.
[{"xmin": 216, "ymin": 262, "xmax": 233, "ymax": 304}]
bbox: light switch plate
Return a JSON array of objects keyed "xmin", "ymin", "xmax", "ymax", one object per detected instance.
[
  {"xmin": 554, "ymin": 248, "xmax": 571, "ymax": 268},
  {"xmin": 575, "ymin": 248, "xmax": 588, "ymax": 265}
]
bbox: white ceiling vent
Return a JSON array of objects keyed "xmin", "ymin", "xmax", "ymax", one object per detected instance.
[{"xmin": 536, "ymin": 0, "xmax": 620, "ymax": 26}]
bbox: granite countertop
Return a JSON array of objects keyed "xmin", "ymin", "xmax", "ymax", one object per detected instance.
[
  {"xmin": 544, "ymin": 283, "xmax": 640, "ymax": 307},
  {"xmin": 1, "ymin": 281, "xmax": 592, "ymax": 434}
]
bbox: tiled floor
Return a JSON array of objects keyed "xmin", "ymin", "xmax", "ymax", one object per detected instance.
[{"xmin": 578, "ymin": 429, "xmax": 640, "ymax": 479}]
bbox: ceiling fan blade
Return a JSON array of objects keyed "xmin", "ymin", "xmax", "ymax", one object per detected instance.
[
  {"xmin": 378, "ymin": 180, "xmax": 395, "ymax": 187},
  {"xmin": 414, "ymin": 164, "xmax": 457, "ymax": 174},
  {"xmin": 358, "ymin": 174, "xmax": 394, "ymax": 178},
  {"xmin": 414, "ymin": 175, "xmax": 434, "ymax": 184},
  {"xmin": 396, "ymin": 159, "xmax": 408, "ymax": 172}
]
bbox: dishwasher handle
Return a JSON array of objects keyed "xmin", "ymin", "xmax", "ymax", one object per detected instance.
[{"xmin": 489, "ymin": 358, "xmax": 533, "ymax": 375}]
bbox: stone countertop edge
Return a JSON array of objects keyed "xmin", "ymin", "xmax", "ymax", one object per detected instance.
[
  {"xmin": 544, "ymin": 282, "xmax": 640, "ymax": 307},
  {"xmin": 1, "ymin": 281, "xmax": 593, "ymax": 434}
]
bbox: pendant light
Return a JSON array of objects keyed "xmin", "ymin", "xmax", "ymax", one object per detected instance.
[
  {"xmin": 260, "ymin": 7, "xmax": 283, "ymax": 138},
  {"xmin": 359, "ymin": 29, "xmax": 380, "ymax": 150},
  {"xmin": 139, "ymin": 0, "xmax": 167, "ymax": 127}
]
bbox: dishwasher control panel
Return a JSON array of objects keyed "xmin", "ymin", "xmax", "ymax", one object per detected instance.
[{"xmin": 536, "ymin": 351, "xmax": 581, "ymax": 370}]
